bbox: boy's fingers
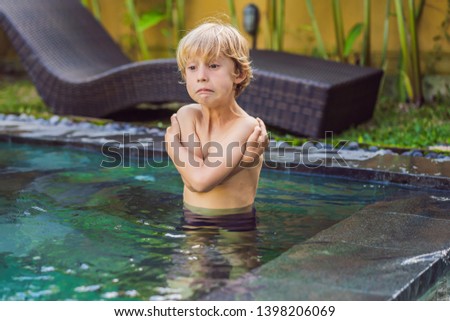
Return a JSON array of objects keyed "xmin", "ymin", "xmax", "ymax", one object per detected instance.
[
  {"xmin": 165, "ymin": 114, "xmax": 181, "ymax": 143},
  {"xmin": 247, "ymin": 126, "xmax": 261, "ymax": 143},
  {"xmin": 259, "ymin": 132, "xmax": 269, "ymax": 147},
  {"xmin": 168, "ymin": 114, "xmax": 180, "ymax": 133},
  {"xmin": 170, "ymin": 113, "xmax": 179, "ymax": 125},
  {"xmin": 256, "ymin": 118, "xmax": 267, "ymax": 133},
  {"xmin": 256, "ymin": 118, "xmax": 269, "ymax": 148}
]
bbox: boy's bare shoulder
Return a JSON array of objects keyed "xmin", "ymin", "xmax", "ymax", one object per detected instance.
[
  {"xmin": 237, "ymin": 115, "xmax": 259, "ymax": 130},
  {"xmin": 230, "ymin": 115, "xmax": 259, "ymax": 139},
  {"xmin": 176, "ymin": 104, "xmax": 202, "ymax": 132},
  {"xmin": 177, "ymin": 104, "xmax": 202, "ymax": 118},
  {"xmin": 242, "ymin": 115, "xmax": 259, "ymax": 126}
]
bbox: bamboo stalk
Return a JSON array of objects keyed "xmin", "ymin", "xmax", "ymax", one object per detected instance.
[
  {"xmin": 165, "ymin": 0, "xmax": 174, "ymax": 53},
  {"xmin": 394, "ymin": 0, "xmax": 411, "ymax": 102},
  {"xmin": 305, "ymin": 0, "xmax": 328, "ymax": 59},
  {"xmin": 276, "ymin": 0, "xmax": 285, "ymax": 51},
  {"xmin": 401, "ymin": 70, "xmax": 414, "ymax": 100},
  {"xmin": 176, "ymin": 0, "xmax": 185, "ymax": 44},
  {"xmin": 91, "ymin": 0, "xmax": 101, "ymax": 21},
  {"xmin": 263, "ymin": 0, "xmax": 271, "ymax": 49},
  {"xmin": 270, "ymin": 0, "xmax": 277, "ymax": 50},
  {"xmin": 125, "ymin": 0, "xmax": 149, "ymax": 60},
  {"xmin": 227, "ymin": 0, "xmax": 238, "ymax": 27},
  {"xmin": 361, "ymin": 0, "xmax": 371, "ymax": 66},
  {"xmin": 378, "ymin": 0, "xmax": 391, "ymax": 98},
  {"xmin": 81, "ymin": 0, "xmax": 101, "ymax": 21},
  {"xmin": 380, "ymin": 0, "xmax": 391, "ymax": 70},
  {"xmin": 332, "ymin": 0, "xmax": 345, "ymax": 62},
  {"xmin": 397, "ymin": 56, "xmax": 407, "ymax": 102},
  {"xmin": 408, "ymin": 0, "xmax": 423, "ymax": 105},
  {"xmin": 415, "ymin": 0, "xmax": 425, "ymax": 21},
  {"xmin": 172, "ymin": 1, "xmax": 179, "ymax": 49}
]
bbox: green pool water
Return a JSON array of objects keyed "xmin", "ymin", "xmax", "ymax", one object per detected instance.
[{"xmin": 0, "ymin": 141, "xmax": 430, "ymax": 300}]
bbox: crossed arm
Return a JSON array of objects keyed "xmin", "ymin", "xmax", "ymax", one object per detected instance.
[{"xmin": 165, "ymin": 114, "xmax": 268, "ymax": 193}]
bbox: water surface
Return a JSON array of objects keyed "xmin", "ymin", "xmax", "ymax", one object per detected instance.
[{"xmin": 0, "ymin": 142, "xmax": 432, "ymax": 300}]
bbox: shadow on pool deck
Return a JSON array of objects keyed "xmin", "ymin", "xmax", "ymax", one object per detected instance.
[{"xmin": 0, "ymin": 118, "xmax": 449, "ymax": 300}]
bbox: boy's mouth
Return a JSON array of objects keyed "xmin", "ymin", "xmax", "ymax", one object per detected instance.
[{"xmin": 196, "ymin": 88, "xmax": 213, "ymax": 93}]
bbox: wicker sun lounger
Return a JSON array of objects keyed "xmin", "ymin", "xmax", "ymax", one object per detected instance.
[
  {"xmin": 0, "ymin": 0, "xmax": 191, "ymax": 117},
  {"xmin": 0, "ymin": 0, "xmax": 382, "ymax": 137},
  {"xmin": 240, "ymin": 50, "xmax": 383, "ymax": 138}
]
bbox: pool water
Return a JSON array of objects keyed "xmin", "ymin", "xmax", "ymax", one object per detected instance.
[
  {"xmin": 419, "ymin": 270, "xmax": 450, "ymax": 301},
  {"xmin": 0, "ymin": 142, "xmax": 432, "ymax": 300}
]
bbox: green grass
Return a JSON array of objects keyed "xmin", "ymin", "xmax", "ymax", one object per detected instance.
[
  {"xmin": 268, "ymin": 97, "xmax": 449, "ymax": 151},
  {"xmin": 1, "ymin": 77, "xmax": 448, "ymax": 150},
  {"xmin": 335, "ymin": 97, "xmax": 450, "ymax": 149},
  {"xmin": 0, "ymin": 77, "xmax": 50, "ymax": 116}
]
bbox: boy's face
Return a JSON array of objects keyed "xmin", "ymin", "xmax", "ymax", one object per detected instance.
[{"xmin": 184, "ymin": 55, "xmax": 244, "ymax": 107}]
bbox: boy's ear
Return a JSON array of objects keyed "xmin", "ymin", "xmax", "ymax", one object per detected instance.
[{"xmin": 234, "ymin": 70, "xmax": 245, "ymax": 84}]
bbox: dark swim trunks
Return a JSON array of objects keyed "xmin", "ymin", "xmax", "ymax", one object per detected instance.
[{"xmin": 182, "ymin": 203, "xmax": 256, "ymax": 232}]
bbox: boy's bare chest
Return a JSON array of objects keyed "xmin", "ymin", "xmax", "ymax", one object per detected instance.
[
  {"xmin": 195, "ymin": 124, "xmax": 241, "ymax": 157},
  {"xmin": 196, "ymin": 123, "xmax": 237, "ymax": 145}
]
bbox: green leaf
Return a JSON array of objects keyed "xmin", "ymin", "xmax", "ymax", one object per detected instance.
[
  {"xmin": 137, "ymin": 11, "xmax": 166, "ymax": 32},
  {"xmin": 343, "ymin": 23, "xmax": 363, "ymax": 57}
]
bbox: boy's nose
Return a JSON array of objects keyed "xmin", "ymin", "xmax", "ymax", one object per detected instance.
[{"xmin": 197, "ymin": 65, "xmax": 208, "ymax": 82}]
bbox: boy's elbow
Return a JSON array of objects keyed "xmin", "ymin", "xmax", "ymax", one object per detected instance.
[
  {"xmin": 188, "ymin": 176, "xmax": 215, "ymax": 193},
  {"xmin": 189, "ymin": 183, "xmax": 214, "ymax": 193}
]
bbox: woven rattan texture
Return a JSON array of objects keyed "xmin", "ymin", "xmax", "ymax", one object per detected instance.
[
  {"xmin": 239, "ymin": 50, "xmax": 383, "ymax": 137},
  {"xmin": 0, "ymin": 1, "xmax": 382, "ymax": 137},
  {"xmin": 0, "ymin": 0, "xmax": 191, "ymax": 117}
]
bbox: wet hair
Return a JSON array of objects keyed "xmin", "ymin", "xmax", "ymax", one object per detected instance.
[{"xmin": 176, "ymin": 20, "xmax": 252, "ymax": 97}]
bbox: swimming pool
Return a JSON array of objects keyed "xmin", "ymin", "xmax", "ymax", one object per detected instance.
[{"xmin": 0, "ymin": 141, "xmax": 437, "ymax": 300}]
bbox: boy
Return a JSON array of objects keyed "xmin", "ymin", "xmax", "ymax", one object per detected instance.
[{"xmin": 165, "ymin": 21, "xmax": 267, "ymax": 228}]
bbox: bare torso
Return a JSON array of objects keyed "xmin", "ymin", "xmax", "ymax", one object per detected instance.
[{"xmin": 178, "ymin": 104, "xmax": 262, "ymax": 209}]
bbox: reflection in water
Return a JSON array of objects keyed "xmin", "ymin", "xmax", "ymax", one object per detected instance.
[{"xmin": 161, "ymin": 211, "xmax": 260, "ymax": 300}]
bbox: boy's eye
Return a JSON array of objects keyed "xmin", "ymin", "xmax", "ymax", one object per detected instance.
[
  {"xmin": 187, "ymin": 65, "xmax": 196, "ymax": 71},
  {"xmin": 209, "ymin": 64, "xmax": 219, "ymax": 69}
]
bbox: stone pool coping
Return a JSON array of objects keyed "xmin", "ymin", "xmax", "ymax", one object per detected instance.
[
  {"xmin": 0, "ymin": 117, "xmax": 449, "ymax": 190},
  {"xmin": 0, "ymin": 118, "xmax": 449, "ymax": 300},
  {"xmin": 203, "ymin": 194, "xmax": 450, "ymax": 300}
]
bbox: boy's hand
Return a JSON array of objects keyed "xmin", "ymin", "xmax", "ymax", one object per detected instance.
[
  {"xmin": 165, "ymin": 114, "xmax": 182, "ymax": 159},
  {"xmin": 165, "ymin": 114, "xmax": 181, "ymax": 143},
  {"xmin": 248, "ymin": 118, "xmax": 269, "ymax": 154},
  {"xmin": 256, "ymin": 117, "xmax": 269, "ymax": 150},
  {"xmin": 240, "ymin": 118, "xmax": 268, "ymax": 167}
]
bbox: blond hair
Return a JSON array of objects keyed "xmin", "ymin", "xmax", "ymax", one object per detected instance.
[{"xmin": 176, "ymin": 21, "xmax": 252, "ymax": 97}]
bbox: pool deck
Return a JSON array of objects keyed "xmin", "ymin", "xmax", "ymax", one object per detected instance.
[
  {"xmin": 0, "ymin": 117, "xmax": 449, "ymax": 300},
  {"xmin": 203, "ymin": 195, "xmax": 450, "ymax": 300}
]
